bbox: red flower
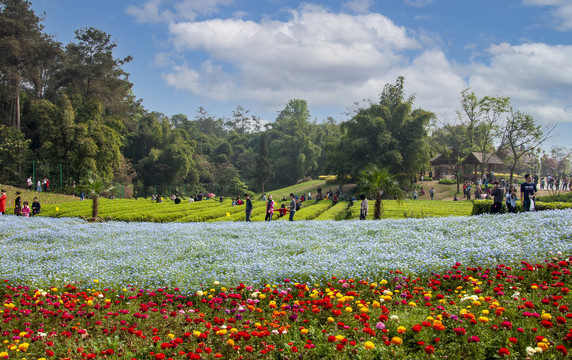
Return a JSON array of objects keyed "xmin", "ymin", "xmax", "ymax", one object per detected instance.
[
  {"xmin": 155, "ymin": 353, "xmax": 166, "ymax": 360},
  {"xmin": 245, "ymin": 346, "xmax": 254, "ymax": 353},
  {"xmin": 412, "ymin": 324, "xmax": 422, "ymax": 333},
  {"xmin": 291, "ymin": 346, "xmax": 298, "ymax": 353},
  {"xmin": 328, "ymin": 335, "xmax": 336, "ymax": 342},
  {"xmin": 508, "ymin": 337, "xmax": 518, "ymax": 344},
  {"xmin": 425, "ymin": 345, "xmax": 435, "ymax": 354},
  {"xmin": 46, "ymin": 350, "xmax": 55, "ymax": 357},
  {"xmin": 498, "ymin": 348, "xmax": 510, "ymax": 356}
]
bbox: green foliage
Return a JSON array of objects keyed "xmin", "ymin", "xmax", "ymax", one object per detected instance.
[
  {"xmin": 438, "ymin": 179, "xmax": 457, "ymax": 185},
  {"xmin": 471, "ymin": 200, "xmax": 572, "ymax": 215},
  {"xmin": 329, "ymin": 77, "xmax": 432, "ymax": 181},
  {"xmin": 358, "ymin": 165, "xmax": 403, "ymax": 219},
  {"xmin": 0, "ymin": 125, "xmax": 31, "ymax": 182},
  {"xmin": 315, "ymin": 201, "xmax": 350, "ymax": 220},
  {"xmin": 536, "ymin": 192, "xmax": 572, "ymax": 203}
]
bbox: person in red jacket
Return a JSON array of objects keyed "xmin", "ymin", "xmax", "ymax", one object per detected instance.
[{"xmin": 0, "ymin": 189, "xmax": 6, "ymax": 215}]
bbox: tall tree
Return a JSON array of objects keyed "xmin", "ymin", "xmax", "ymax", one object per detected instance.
[
  {"xmin": 62, "ymin": 27, "xmax": 133, "ymax": 116},
  {"xmin": 501, "ymin": 110, "xmax": 555, "ymax": 185},
  {"xmin": 0, "ymin": 0, "xmax": 56, "ymax": 128},
  {"xmin": 255, "ymin": 133, "xmax": 272, "ymax": 194}
]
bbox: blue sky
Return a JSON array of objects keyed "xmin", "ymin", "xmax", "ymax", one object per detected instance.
[{"xmin": 31, "ymin": 0, "xmax": 572, "ymax": 149}]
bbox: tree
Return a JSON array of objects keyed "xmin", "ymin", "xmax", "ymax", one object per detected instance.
[
  {"xmin": 328, "ymin": 77, "xmax": 432, "ymax": 181},
  {"xmin": 78, "ymin": 176, "xmax": 113, "ymax": 220},
  {"xmin": 457, "ymin": 90, "xmax": 509, "ymax": 177},
  {"xmin": 0, "ymin": 124, "xmax": 30, "ymax": 182},
  {"xmin": 0, "ymin": 0, "xmax": 57, "ymax": 128},
  {"xmin": 268, "ymin": 99, "xmax": 320, "ymax": 185},
  {"xmin": 62, "ymin": 27, "xmax": 133, "ymax": 116},
  {"xmin": 501, "ymin": 110, "xmax": 555, "ymax": 185},
  {"xmin": 254, "ymin": 133, "xmax": 272, "ymax": 194},
  {"xmin": 358, "ymin": 165, "xmax": 403, "ymax": 219}
]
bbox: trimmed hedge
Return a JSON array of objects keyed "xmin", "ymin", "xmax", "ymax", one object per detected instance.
[
  {"xmin": 438, "ymin": 179, "xmax": 456, "ymax": 185},
  {"xmin": 536, "ymin": 192, "xmax": 572, "ymax": 203},
  {"xmin": 472, "ymin": 200, "xmax": 572, "ymax": 215}
]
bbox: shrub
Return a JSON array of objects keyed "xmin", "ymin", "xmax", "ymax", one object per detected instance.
[
  {"xmin": 438, "ymin": 179, "xmax": 456, "ymax": 185},
  {"xmin": 472, "ymin": 200, "xmax": 572, "ymax": 215}
]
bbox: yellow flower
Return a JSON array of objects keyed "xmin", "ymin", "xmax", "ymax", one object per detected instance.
[
  {"xmin": 531, "ymin": 285, "xmax": 538, "ymax": 290},
  {"xmin": 345, "ymin": 307, "xmax": 352, "ymax": 313},
  {"xmin": 391, "ymin": 337, "xmax": 403, "ymax": 345},
  {"xmin": 167, "ymin": 333, "xmax": 175, "ymax": 339},
  {"xmin": 93, "ymin": 279, "xmax": 99, "ymax": 284},
  {"xmin": 364, "ymin": 341, "xmax": 375, "ymax": 350},
  {"xmin": 327, "ymin": 317, "xmax": 335, "ymax": 322},
  {"xmin": 227, "ymin": 339, "xmax": 235, "ymax": 346},
  {"xmin": 397, "ymin": 326, "xmax": 406, "ymax": 334},
  {"xmin": 537, "ymin": 342, "xmax": 549, "ymax": 351},
  {"xmin": 478, "ymin": 316, "xmax": 489, "ymax": 323},
  {"xmin": 18, "ymin": 343, "xmax": 29, "ymax": 351},
  {"xmin": 301, "ymin": 328, "xmax": 309, "ymax": 335},
  {"xmin": 541, "ymin": 313, "xmax": 552, "ymax": 321},
  {"xmin": 335, "ymin": 335, "xmax": 345, "ymax": 342}
]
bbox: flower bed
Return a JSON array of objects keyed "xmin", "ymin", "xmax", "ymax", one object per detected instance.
[
  {"xmin": 1, "ymin": 256, "xmax": 572, "ymax": 359},
  {"xmin": 1, "ymin": 211, "xmax": 571, "ymax": 358}
]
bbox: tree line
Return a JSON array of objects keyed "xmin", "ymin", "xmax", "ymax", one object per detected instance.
[{"xmin": 0, "ymin": 0, "xmax": 567, "ymax": 197}]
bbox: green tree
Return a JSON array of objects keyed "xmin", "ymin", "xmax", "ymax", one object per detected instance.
[
  {"xmin": 62, "ymin": 27, "xmax": 133, "ymax": 116},
  {"xmin": 268, "ymin": 99, "xmax": 321, "ymax": 185},
  {"xmin": 358, "ymin": 165, "xmax": 403, "ymax": 219},
  {"xmin": 78, "ymin": 176, "xmax": 113, "ymax": 220},
  {"xmin": 0, "ymin": 124, "xmax": 30, "ymax": 182},
  {"xmin": 255, "ymin": 133, "xmax": 272, "ymax": 194},
  {"xmin": 501, "ymin": 110, "xmax": 555, "ymax": 185},
  {"xmin": 0, "ymin": 0, "xmax": 58, "ymax": 128}
]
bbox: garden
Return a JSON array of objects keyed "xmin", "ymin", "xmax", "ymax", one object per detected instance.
[{"xmin": 1, "ymin": 209, "xmax": 572, "ymax": 359}]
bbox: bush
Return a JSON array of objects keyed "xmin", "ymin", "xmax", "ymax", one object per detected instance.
[
  {"xmin": 536, "ymin": 192, "xmax": 572, "ymax": 203},
  {"xmin": 472, "ymin": 200, "xmax": 572, "ymax": 215},
  {"xmin": 438, "ymin": 179, "xmax": 456, "ymax": 185}
]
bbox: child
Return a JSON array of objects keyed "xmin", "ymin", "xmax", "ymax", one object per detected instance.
[
  {"xmin": 14, "ymin": 191, "xmax": 22, "ymax": 215},
  {"xmin": 21, "ymin": 201, "xmax": 31, "ymax": 217},
  {"xmin": 32, "ymin": 197, "xmax": 41, "ymax": 216},
  {"xmin": 277, "ymin": 204, "xmax": 289, "ymax": 218}
]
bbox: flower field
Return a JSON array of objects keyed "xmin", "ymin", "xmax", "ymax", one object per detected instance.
[{"xmin": 1, "ymin": 211, "xmax": 572, "ymax": 359}]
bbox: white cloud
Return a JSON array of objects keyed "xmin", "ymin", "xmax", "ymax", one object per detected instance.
[
  {"xmin": 404, "ymin": 0, "xmax": 434, "ymax": 8},
  {"xmin": 127, "ymin": 0, "xmax": 233, "ymax": 23},
  {"xmin": 342, "ymin": 0, "xmax": 373, "ymax": 14},
  {"xmin": 467, "ymin": 42, "xmax": 572, "ymax": 123},
  {"xmin": 163, "ymin": 4, "xmax": 420, "ymax": 109},
  {"xmin": 522, "ymin": 0, "xmax": 572, "ymax": 31}
]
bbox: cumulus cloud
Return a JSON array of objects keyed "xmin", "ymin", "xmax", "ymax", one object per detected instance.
[
  {"xmin": 127, "ymin": 0, "xmax": 233, "ymax": 23},
  {"xmin": 522, "ymin": 0, "xmax": 572, "ymax": 30},
  {"xmin": 342, "ymin": 0, "xmax": 373, "ymax": 14},
  {"xmin": 163, "ymin": 4, "xmax": 420, "ymax": 109},
  {"xmin": 147, "ymin": 2, "xmax": 572, "ymax": 125}
]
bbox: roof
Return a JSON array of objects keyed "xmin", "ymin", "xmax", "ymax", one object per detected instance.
[{"xmin": 464, "ymin": 152, "xmax": 504, "ymax": 165}]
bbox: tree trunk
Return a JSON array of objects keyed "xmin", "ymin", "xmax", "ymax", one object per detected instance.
[
  {"xmin": 92, "ymin": 195, "xmax": 99, "ymax": 220},
  {"xmin": 374, "ymin": 192, "xmax": 382, "ymax": 220},
  {"xmin": 261, "ymin": 181, "xmax": 265, "ymax": 196}
]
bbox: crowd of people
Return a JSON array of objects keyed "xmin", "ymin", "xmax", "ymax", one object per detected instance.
[{"xmin": 487, "ymin": 173, "xmax": 539, "ymax": 214}]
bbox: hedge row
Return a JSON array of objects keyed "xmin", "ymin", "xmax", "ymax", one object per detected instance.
[{"xmin": 471, "ymin": 200, "xmax": 572, "ymax": 215}]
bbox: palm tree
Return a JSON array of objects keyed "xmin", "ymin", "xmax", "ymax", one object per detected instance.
[
  {"xmin": 358, "ymin": 165, "xmax": 403, "ymax": 219},
  {"xmin": 78, "ymin": 176, "xmax": 114, "ymax": 220}
]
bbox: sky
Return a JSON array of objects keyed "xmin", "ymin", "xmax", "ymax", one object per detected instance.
[{"xmin": 30, "ymin": 0, "xmax": 572, "ymax": 149}]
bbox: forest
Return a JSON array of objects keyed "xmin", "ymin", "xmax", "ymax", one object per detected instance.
[{"xmin": 0, "ymin": 0, "xmax": 567, "ymax": 197}]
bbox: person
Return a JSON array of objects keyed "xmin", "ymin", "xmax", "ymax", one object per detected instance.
[
  {"xmin": 520, "ymin": 173, "xmax": 537, "ymax": 212},
  {"xmin": 308, "ymin": 192, "xmax": 311, "ymax": 200},
  {"xmin": 277, "ymin": 204, "xmax": 288, "ymax": 218},
  {"xmin": 265, "ymin": 195, "xmax": 275, "ymax": 221},
  {"xmin": 31, "ymin": 197, "xmax": 41, "ymax": 216},
  {"xmin": 174, "ymin": 196, "xmax": 181, "ymax": 204},
  {"xmin": 36, "ymin": 180, "xmax": 42, "ymax": 192},
  {"xmin": 197, "ymin": 193, "xmax": 203, "ymax": 201},
  {"xmin": 236, "ymin": 196, "xmax": 243, "ymax": 206},
  {"xmin": 244, "ymin": 193, "xmax": 253, "ymax": 222},
  {"xmin": 412, "ymin": 189, "xmax": 418, "ymax": 200},
  {"xmin": 156, "ymin": 195, "xmax": 163, "ymax": 203},
  {"xmin": 220, "ymin": 194, "xmax": 224, "ymax": 203},
  {"xmin": 0, "ymin": 189, "xmax": 6, "ymax": 215},
  {"xmin": 466, "ymin": 183, "xmax": 471, "ymax": 200},
  {"xmin": 333, "ymin": 194, "xmax": 338, "ymax": 204},
  {"xmin": 262, "ymin": 193, "xmax": 267, "ymax": 202},
  {"xmin": 359, "ymin": 194, "xmax": 368, "ymax": 220},
  {"xmin": 14, "ymin": 191, "xmax": 22, "ymax": 215},
  {"xmin": 151, "ymin": 194, "xmax": 156, "ymax": 201},
  {"xmin": 26, "ymin": 176, "xmax": 33, "ymax": 190},
  {"xmin": 281, "ymin": 195, "xmax": 287, "ymax": 201},
  {"xmin": 489, "ymin": 181, "xmax": 504, "ymax": 214},
  {"xmin": 189, "ymin": 197, "xmax": 194, "ymax": 203},
  {"xmin": 289, "ymin": 193, "xmax": 296, "ymax": 221},
  {"xmin": 505, "ymin": 186, "xmax": 518, "ymax": 213},
  {"xmin": 429, "ymin": 187, "xmax": 434, "ymax": 200},
  {"xmin": 20, "ymin": 201, "xmax": 31, "ymax": 217},
  {"xmin": 474, "ymin": 185, "xmax": 482, "ymax": 200}
]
